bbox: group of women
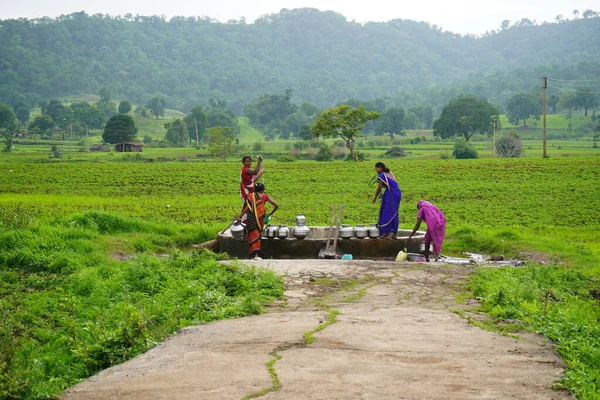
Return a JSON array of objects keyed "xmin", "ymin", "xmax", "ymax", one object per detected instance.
[
  {"xmin": 372, "ymin": 161, "xmax": 446, "ymax": 262},
  {"xmin": 235, "ymin": 156, "xmax": 446, "ymax": 262}
]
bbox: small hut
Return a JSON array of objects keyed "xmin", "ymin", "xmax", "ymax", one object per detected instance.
[{"xmin": 114, "ymin": 142, "xmax": 144, "ymax": 152}]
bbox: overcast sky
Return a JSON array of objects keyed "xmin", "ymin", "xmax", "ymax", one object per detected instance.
[{"xmin": 1, "ymin": 0, "xmax": 597, "ymax": 35}]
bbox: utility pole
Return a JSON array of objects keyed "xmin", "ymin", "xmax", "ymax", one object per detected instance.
[
  {"xmin": 493, "ymin": 119, "xmax": 498, "ymax": 157},
  {"xmin": 542, "ymin": 77, "xmax": 548, "ymax": 158},
  {"xmin": 194, "ymin": 119, "xmax": 199, "ymax": 147},
  {"xmin": 69, "ymin": 123, "xmax": 72, "ymax": 159}
]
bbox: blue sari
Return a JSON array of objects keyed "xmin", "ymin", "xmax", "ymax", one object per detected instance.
[{"xmin": 377, "ymin": 172, "xmax": 402, "ymax": 236}]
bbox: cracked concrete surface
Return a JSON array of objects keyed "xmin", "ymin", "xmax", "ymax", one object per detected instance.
[{"xmin": 62, "ymin": 260, "xmax": 571, "ymax": 399}]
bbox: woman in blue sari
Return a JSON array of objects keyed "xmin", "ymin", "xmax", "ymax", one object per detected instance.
[{"xmin": 372, "ymin": 162, "xmax": 402, "ymax": 238}]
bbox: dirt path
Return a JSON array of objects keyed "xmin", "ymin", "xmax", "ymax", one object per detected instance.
[{"xmin": 62, "ymin": 260, "xmax": 571, "ymax": 399}]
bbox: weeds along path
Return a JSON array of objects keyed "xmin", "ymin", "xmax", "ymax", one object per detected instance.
[{"xmin": 62, "ymin": 260, "xmax": 571, "ymax": 399}]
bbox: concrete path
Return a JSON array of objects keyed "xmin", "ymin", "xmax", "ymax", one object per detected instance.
[{"xmin": 62, "ymin": 260, "xmax": 571, "ymax": 399}]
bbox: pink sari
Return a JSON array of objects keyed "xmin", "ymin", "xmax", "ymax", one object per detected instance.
[{"xmin": 417, "ymin": 200, "xmax": 446, "ymax": 255}]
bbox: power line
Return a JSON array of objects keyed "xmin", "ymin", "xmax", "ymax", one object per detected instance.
[
  {"xmin": 546, "ymin": 84, "xmax": 599, "ymax": 94},
  {"xmin": 548, "ymin": 77, "xmax": 600, "ymax": 84}
]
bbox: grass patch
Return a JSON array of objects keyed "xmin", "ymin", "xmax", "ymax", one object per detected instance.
[
  {"xmin": 465, "ymin": 265, "xmax": 600, "ymax": 398},
  {"xmin": 303, "ymin": 309, "xmax": 340, "ymax": 345}
]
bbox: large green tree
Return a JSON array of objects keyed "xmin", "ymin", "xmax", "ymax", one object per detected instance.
[
  {"xmin": 96, "ymin": 87, "xmax": 117, "ymax": 119},
  {"xmin": 147, "ymin": 97, "xmax": 166, "ymax": 120},
  {"xmin": 506, "ymin": 93, "xmax": 541, "ymax": 126},
  {"xmin": 118, "ymin": 100, "xmax": 132, "ymax": 115},
  {"xmin": 310, "ymin": 104, "xmax": 380, "ymax": 161},
  {"xmin": 102, "ymin": 114, "xmax": 138, "ymax": 144},
  {"xmin": 45, "ymin": 99, "xmax": 74, "ymax": 129},
  {"xmin": 244, "ymin": 89, "xmax": 298, "ymax": 138},
  {"xmin": 0, "ymin": 103, "xmax": 18, "ymax": 134},
  {"xmin": 433, "ymin": 95, "xmax": 498, "ymax": 142},
  {"xmin": 164, "ymin": 119, "xmax": 188, "ymax": 146},
  {"xmin": 12, "ymin": 101, "xmax": 30, "ymax": 128},
  {"xmin": 28, "ymin": 115, "xmax": 54, "ymax": 138},
  {"xmin": 183, "ymin": 106, "xmax": 208, "ymax": 144},
  {"xmin": 571, "ymin": 88, "xmax": 599, "ymax": 116},
  {"xmin": 375, "ymin": 107, "xmax": 406, "ymax": 138}
]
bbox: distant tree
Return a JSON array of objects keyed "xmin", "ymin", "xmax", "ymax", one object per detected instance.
[
  {"xmin": 0, "ymin": 103, "xmax": 19, "ymax": 134},
  {"xmin": 207, "ymin": 107, "xmax": 240, "ymax": 135},
  {"xmin": 96, "ymin": 87, "xmax": 117, "ymax": 119},
  {"xmin": 557, "ymin": 92, "xmax": 576, "ymax": 113},
  {"xmin": 548, "ymin": 94, "xmax": 560, "ymax": 114},
  {"xmin": 28, "ymin": 115, "xmax": 54, "ymax": 138},
  {"xmin": 283, "ymin": 111, "xmax": 311, "ymax": 139},
  {"xmin": 164, "ymin": 119, "xmax": 188, "ymax": 146},
  {"xmin": 12, "ymin": 101, "xmax": 30, "ymax": 128},
  {"xmin": 506, "ymin": 93, "xmax": 541, "ymax": 126},
  {"xmin": 582, "ymin": 9, "xmax": 598, "ymax": 19},
  {"xmin": 573, "ymin": 10, "xmax": 580, "ymax": 19},
  {"xmin": 500, "ymin": 20, "xmax": 510, "ymax": 30},
  {"xmin": 46, "ymin": 99, "xmax": 73, "ymax": 129},
  {"xmin": 147, "ymin": 97, "xmax": 166, "ymax": 119},
  {"xmin": 118, "ymin": 100, "xmax": 132, "ymax": 115},
  {"xmin": 134, "ymin": 106, "xmax": 150, "ymax": 118},
  {"xmin": 571, "ymin": 88, "xmax": 599, "ymax": 116},
  {"xmin": 183, "ymin": 106, "xmax": 208, "ymax": 144},
  {"xmin": 70, "ymin": 102, "xmax": 105, "ymax": 129},
  {"xmin": 495, "ymin": 133, "xmax": 523, "ymax": 158},
  {"xmin": 206, "ymin": 126, "xmax": 234, "ymax": 161},
  {"xmin": 244, "ymin": 89, "xmax": 297, "ymax": 138},
  {"xmin": 375, "ymin": 107, "xmax": 405, "ymax": 138},
  {"xmin": 310, "ymin": 104, "xmax": 380, "ymax": 162},
  {"xmin": 102, "ymin": 114, "xmax": 138, "ymax": 144},
  {"xmin": 433, "ymin": 96, "xmax": 498, "ymax": 142}
]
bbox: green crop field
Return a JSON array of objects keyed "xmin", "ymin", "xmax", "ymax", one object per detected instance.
[{"xmin": 1, "ymin": 126, "xmax": 600, "ymax": 398}]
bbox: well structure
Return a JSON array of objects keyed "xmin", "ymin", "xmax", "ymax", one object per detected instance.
[{"xmin": 217, "ymin": 226, "xmax": 426, "ymax": 259}]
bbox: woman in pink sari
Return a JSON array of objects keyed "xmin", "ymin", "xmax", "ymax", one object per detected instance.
[{"xmin": 406, "ymin": 200, "xmax": 446, "ymax": 262}]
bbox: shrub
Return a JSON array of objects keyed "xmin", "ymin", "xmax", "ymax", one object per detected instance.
[
  {"xmin": 277, "ymin": 155, "xmax": 296, "ymax": 162},
  {"xmin": 495, "ymin": 133, "xmax": 523, "ymax": 158},
  {"xmin": 252, "ymin": 141, "xmax": 263, "ymax": 151},
  {"xmin": 453, "ymin": 138, "xmax": 478, "ymax": 159},
  {"xmin": 439, "ymin": 151, "xmax": 451, "ymax": 160},
  {"xmin": 384, "ymin": 146, "xmax": 407, "ymax": 157},
  {"xmin": 315, "ymin": 143, "xmax": 333, "ymax": 161}
]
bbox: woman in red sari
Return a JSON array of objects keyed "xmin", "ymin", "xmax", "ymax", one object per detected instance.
[{"xmin": 236, "ymin": 183, "xmax": 278, "ymax": 260}]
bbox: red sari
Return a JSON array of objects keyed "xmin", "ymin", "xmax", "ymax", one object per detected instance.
[{"xmin": 245, "ymin": 192, "xmax": 266, "ymax": 258}]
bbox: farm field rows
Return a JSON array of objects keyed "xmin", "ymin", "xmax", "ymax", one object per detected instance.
[{"xmin": 1, "ymin": 154, "xmax": 599, "ymax": 398}]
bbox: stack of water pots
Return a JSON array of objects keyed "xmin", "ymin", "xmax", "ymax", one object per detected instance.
[
  {"xmin": 292, "ymin": 213, "xmax": 310, "ymax": 239},
  {"xmin": 339, "ymin": 223, "xmax": 379, "ymax": 239}
]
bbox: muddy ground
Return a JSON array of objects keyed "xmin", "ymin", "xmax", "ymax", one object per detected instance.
[{"xmin": 62, "ymin": 260, "xmax": 571, "ymax": 399}]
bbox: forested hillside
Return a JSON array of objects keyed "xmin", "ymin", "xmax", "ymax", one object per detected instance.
[{"xmin": 1, "ymin": 8, "xmax": 599, "ymax": 112}]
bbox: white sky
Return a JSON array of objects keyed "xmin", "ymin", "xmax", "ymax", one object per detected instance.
[{"xmin": 1, "ymin": 0, "xmax": 597, "ymax": 35}]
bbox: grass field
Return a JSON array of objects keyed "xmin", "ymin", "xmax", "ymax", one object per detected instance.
[{"xmin": 2, "ymin": 107, "xmax": 600, "ymax": 398}]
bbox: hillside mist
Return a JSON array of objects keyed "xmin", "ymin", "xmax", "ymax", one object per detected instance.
[{"xmin": 1, "ymin": 8, "xmax": 599, "ymax": 112}]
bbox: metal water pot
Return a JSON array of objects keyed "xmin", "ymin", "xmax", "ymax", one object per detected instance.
[
  {"xmin": 368, "ymin": 223, "xmax": 379, "ymax": 238},
  {"xmin": 277, "ymin": 225, "xmax": 290, "ymax": 239},
  {"xmin": 339, "ymin": 224, "xmax": 354, "ymax": 239},
  {"xmin": 230, "ymin": 221, "xmax": 246, "ymax": 239},
  {"xmin": 265, "ymin": 224, "xmax": 278, "ymax": 239},
  {"xmin": 293, "ymin": 225, "xmax": 310, "ymax": 239},
  {"xmin": 354, "ymin": 224, "xmax": 368, "ymax": 239},
  {"xmin": 295, "ymin": 213, "xmax": 307, "ymax": 226}
]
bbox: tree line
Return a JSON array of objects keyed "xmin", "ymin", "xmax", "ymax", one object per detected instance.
[{"xmin": 1, "ymin": 9, "xmax": 600, "ymax": 114}]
